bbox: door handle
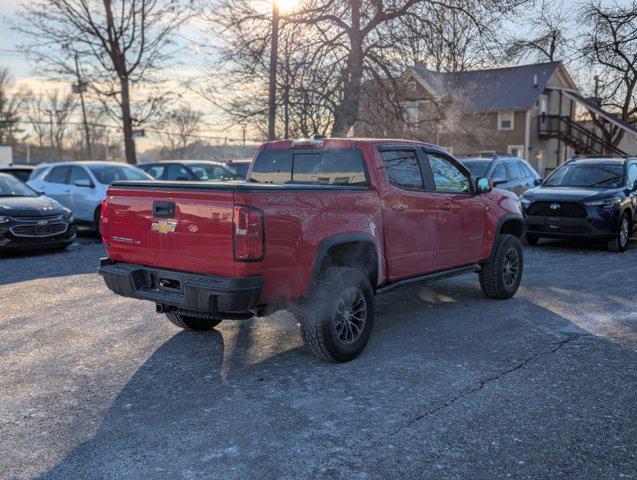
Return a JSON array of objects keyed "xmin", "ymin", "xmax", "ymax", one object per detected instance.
[
  {"xmin": 393, "ymin": 203, "xmax": 408, "ymax": 211},
  {"xmin": 437, "ymin": 203, "xmax": 453, "ymax": 211},
  {"xmin": 64, "ymin": 189, "xmax": 71, "ymax": 193}
]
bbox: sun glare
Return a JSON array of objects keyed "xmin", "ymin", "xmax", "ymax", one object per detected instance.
[{"xmin": 276, "ymin": 0, "xmax": 298, "ymax": 14}]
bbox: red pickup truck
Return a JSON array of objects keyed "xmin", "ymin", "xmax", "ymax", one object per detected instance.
[{"xmin": 99, "ymin": 138, "xmax": 525, "ymax": 362}]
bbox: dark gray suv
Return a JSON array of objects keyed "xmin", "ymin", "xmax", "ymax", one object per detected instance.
[{"xmin": 460, "ymin": 155, "xmax": 542, "ymax": 196}]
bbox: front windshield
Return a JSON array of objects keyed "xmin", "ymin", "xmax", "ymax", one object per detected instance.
[
  {"xmin": 462, "ymin": 161, "xmax": 490, "ymax": 177},
  {"xmin": 189, "ymin": 163, "xmax": 239, "ymax": 181},
  {"xmin": 0, "ymin": 174, "xmax": 38, "ymax": 197},
  {"xmin": 88, "ymin": 165, "xmax": 151, "ymax": 185},
  {"xmin": 544, "ymin": 163, "xmax": 623, "ymax": 188}
]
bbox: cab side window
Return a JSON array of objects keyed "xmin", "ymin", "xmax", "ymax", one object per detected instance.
[
  {"xmin": 45, "ymin": 166, "xmax": 70, "ymax": 184},
  {"xmin": 69, "ymin": 166, "xmax": 91, "ymax": 185},
  {"xmin": 144, "ymin": 165, "xmax": 166, "ymax": 179},
  {"xmin": 165, "ymin": 164, "xmax": 194, "ymax": 181},
  {"xmin": 380, "ymin": 150, "xmax": 424, "ymax": 190},
  {"xmin": 626, "ymin": 164, "xmax": 637, "ymax": 188},
  {"xmin": 427, "ymin": 153, "xmax": 471, "ymax": 193}
]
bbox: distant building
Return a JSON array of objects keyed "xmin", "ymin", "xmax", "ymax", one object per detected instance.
[{"xmin": 354, "ymin": 61, "xmax": 637, "ymax": 175}]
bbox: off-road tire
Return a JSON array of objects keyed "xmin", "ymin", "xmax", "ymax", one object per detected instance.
[
  {"xmin": 166, "ymin": 311, "xmax": 223, "ymax": 331},
  {"xmin": 525, "ymin": 234, "xmax": 540, "ymax": 246},
  {"xmin": 607, "ymin": 213, "xmax": 631, "ymax": 252},
  {"xmin": 479, "ymin": 234, "xmax": 523, "ymax": 299},
  {"xmin": 297, "ymin": 267, "xmax": 375, "ymax": 362}
]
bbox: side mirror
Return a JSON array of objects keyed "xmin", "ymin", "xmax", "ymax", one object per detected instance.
[
  {"xmin": 492, "ymin": 176, "xmax": 507, "ymax": 187},
  {"xmin": 534, "ymin": 178, "xmax": 543, "ymax": 186},
  {"xmin": 476, "ymin": 177, "xmax": 492, "ymax": 194},
  {"xmin": 74, "ymin": 179, "xmax": 94, "ymax": 188}
]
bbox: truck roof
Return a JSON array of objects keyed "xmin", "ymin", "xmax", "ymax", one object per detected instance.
[{"xmin": 262, "ymin": 138, "xmax": 444, "ymax": 151}]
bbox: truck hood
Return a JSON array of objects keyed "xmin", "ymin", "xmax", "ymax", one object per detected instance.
[
  {"xmin": 0, "ymin": 195, "xmax": 67, "ymax": 217},
  {"xmin": 521, "ymin": 187, "xmax": 625, "ymax": 203}
]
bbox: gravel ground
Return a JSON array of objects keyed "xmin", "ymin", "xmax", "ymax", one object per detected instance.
[{"xmin": 0, "ymin": 236, "xmax": 635, "ymax": 479}]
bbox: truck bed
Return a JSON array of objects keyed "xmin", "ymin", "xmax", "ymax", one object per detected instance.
[{"xmin": 102, "ymin": 180, "xmax": 382, "ymax": 303}]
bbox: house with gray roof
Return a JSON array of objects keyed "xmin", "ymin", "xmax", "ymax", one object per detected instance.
[{"xmin": 354, "ymin": 61, "xmax": 637, "ymax": 175}]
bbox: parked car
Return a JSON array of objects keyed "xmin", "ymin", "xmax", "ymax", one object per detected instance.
[
  {"xmin": 460, "ymin": 155, "xmax": 542, "ymax": 196},
  {"xmin": 138, "ymin": 160, "xmax": 241, "ymax": 182},
  {"xmin": 0, "ymin": 173, "xmax": 76, "ymax": 251},
  {"xmin": 27, "ymin": 161, "xmax": 152, "ymax": 233},
  {"xmin": 521, "ymin": 156, "xmax": 637, "ymax": 252},
  {"xmin": 98, "ymin": 138, "xmax": 525, "ymax": 362},
  {"xmin": 0, "ymin": 165, "xmax": 34, "ymax": 183},
  {"xmin": 223, "ymin": 159, "xmax": 252, "ymax": 179}
]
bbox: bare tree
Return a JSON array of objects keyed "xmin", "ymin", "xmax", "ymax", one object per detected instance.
[
  {"xmin": 579, "ymin": 0, "xmax": 637, "ymax": 147},
  {"xmin": 398, "ymin": 5, "xmax": 497, "ymax": 72},
  {"xmin": 206, "ymin": 0, "xmax": 526, "ymax": 138},
  {"xmin": 197, "ymin": 4, "xmax": 337, "ymax": 139},
  {"xmin": 14, "ymin": 0, "xmax": 193, "ymax": 164},
  {"xmin": 503, "ymin": 0, "xmax": 573, "ymax": 64},
  {"xmin": 286, "ymin": 0, "xmax": 526, "ymax": 136},
  {"xmin": 159, "ymin": 106, "xmax": 204, "ymax": 158},
  {"xmin": 0, "ymin": 69, "xmax": 24, "ymax": 145},
  {"xmin": 24, "ymin": 90, "xmax": 77, "ymax": 159}
]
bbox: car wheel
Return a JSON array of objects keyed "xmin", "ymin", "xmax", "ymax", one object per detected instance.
[
  {"xmin": 297, "ymin": 267, "xmax": 374, "ymax": 362},
  {"xmin": 607, "ymin": 213, "xmax": 631, "ymax": 252},
  {"xmin": 166, "ymin": 311, "xmax": 223, "ymax": 331},
  {"xmin": 479, "ymin": 234, "xmax": 523, "ymax": 299},
  {"xmin": 525, "ymin": 234, "xmax": 540, "ymax": 246}
]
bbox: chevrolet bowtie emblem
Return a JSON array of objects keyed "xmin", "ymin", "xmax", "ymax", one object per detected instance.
[{"xmin": 151, "ymin": 220, "xmax": 177, "ymax": 234}]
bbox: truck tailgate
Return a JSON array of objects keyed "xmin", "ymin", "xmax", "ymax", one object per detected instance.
[{"xmin": 103, "ymin": 186, "xmax": 236, "ymax": 277}]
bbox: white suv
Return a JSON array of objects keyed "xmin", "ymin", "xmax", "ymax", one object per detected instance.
[{"xmin": 27, "ymin": 162, "xmax": 152, "ymax": 232}]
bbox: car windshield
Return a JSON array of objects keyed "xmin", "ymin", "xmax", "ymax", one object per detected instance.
[
  {"xmin": 462, "ymin": 160, "xmax": 490, "ymax": 177},
  {"xmin": 0, "ymin": 174, "xmax": 38, "ymax": 197},
  {"xmin": 544, "ymin": 163, "xmax": 623, "ymax": 188},
  {"xmin": 88, "ymin": 165, "xmax": 151, "ymax": 184},
  {"xmin": 189, "ymin": 163, "xmax": 240, "ymax": 181}
]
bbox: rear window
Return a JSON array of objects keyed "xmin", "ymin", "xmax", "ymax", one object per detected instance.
[{"xmin": 250, "ymin": 148, "xmax": 367, "ymax": 186}]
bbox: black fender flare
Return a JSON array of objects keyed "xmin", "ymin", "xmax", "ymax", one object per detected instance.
[
  {"xmin": 487, "ymin": 214, "xmax": 525, "ymax": 261},
  {"xmin": 310, "ymin": 233, "xmax": 381, "ymax": 286}
]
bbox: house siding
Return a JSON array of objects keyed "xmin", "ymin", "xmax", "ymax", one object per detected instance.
[{"xmin": 353, "ymin": 63, "xmax": 582, "ymax": 174}]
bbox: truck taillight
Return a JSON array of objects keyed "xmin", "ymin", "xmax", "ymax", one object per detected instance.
[
  {"xmin": 233, "ymin": 205, "xmax": 264, "ymax": 261},
  {"xmin": 100, "ymin": 197, "xmax": 110, "ymax": 244}
]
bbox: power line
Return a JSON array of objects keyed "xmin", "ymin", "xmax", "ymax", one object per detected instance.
[{"xmin": 15, "ymin": 120, "xmax": 263, "ymax": 143}]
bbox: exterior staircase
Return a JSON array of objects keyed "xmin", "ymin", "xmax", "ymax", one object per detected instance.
[{"xmin": 538, "ymin": 115, "xmax": 627, "ymax": 156}]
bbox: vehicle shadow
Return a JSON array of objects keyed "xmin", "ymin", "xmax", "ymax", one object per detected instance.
[
  {"xmin": 34, "ymin": 285, "xmax": 634, "ymax": 479},
  {"xmin": 528, "ymin": 234, "xmax": 637, "ymax": 253},
  {"xmin": 0, "ymin": 230, "xmax": 103, "ymax": 286}
]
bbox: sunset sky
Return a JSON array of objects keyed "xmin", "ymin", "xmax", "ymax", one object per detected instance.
[{"xmin": 0, "ymin": 0, "xmax": 589, "ymax": 147}]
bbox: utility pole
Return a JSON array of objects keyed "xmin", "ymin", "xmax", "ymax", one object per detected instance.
[
  {"xmin": 267, "ymin": 0, "xmax": 280, "ymax": 141},
  {"xmin": 73, "ymin": 53, "xmax": 92, "ymax": 158},
  {"xmin": 45, "ymin": 109, "xmax": 54, "ymax": 159}
]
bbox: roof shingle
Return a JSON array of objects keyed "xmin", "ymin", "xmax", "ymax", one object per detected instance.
[{"xmin": 410, "ymin": 61, "xmax": 563, "ymax": 112}]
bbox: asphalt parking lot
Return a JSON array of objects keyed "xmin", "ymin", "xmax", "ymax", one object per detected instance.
[{"xmin": 1, "ymin": 236, "xmax": 635, "ymax": 479}]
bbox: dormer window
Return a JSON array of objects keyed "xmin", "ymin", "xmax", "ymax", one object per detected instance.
[
  {"xmin": 498, "ymin": 111, "xmax": 514, "ymax": 130},
  {"xmin": 407, "ymin": 80, "xmax": 417, "ymax": 92}
]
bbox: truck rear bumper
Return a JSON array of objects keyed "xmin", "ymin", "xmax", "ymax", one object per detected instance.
[{"xmin": 98, "ymin": 258, "xmax": 263, "ymax": 313}]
